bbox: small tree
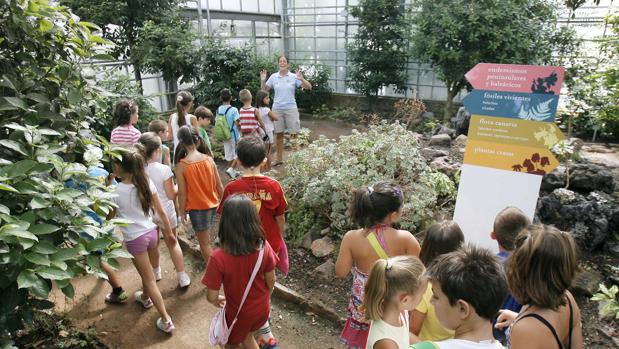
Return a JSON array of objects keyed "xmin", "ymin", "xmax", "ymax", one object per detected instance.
[
  {"xmin": 346, "ymin": 0, "xmax": 411, "ymax": 109},
  {"xmin": 411, "ymin": 0, "xmax": 576, "ymax": 122}
]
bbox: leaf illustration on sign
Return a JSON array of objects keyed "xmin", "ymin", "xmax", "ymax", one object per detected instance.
[
  {"xmin": 533, "ymin": 124, "xmax": 560, "ymax": 148},
  {"xmin": 517, "ymin": 97, "xmax": 555, "ymax": 121},
  {"xmin": 513, "ymin": 153, "xmax": 552, "ymax": 175}
]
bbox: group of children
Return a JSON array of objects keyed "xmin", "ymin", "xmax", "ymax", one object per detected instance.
[
  {"xmin": 104, "ymin": 90, "xmax": 583, "ymax": 348},
  {"xmin": 335, "ymin": 184, "xmax": 583, "ymax": 349}
]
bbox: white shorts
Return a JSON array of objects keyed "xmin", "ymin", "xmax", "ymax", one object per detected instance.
[
  {"xmin": 223, "ymin": 139, "xmax": 237, "ymax": 162},
  {"xmin": 273, "ymin": 108, "xmax": 300, "ymax": 134},
  {"xmin": 153, "ymin": 200, "xmax": 177, "ymax": 229}
]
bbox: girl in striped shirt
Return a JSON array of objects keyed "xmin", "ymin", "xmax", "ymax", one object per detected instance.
[
  {"xmin": 110, "ymin": 99, "xmax": 141, "ymax": 146},
  {"xmin": 238, "ymin": 89, "xmax": 266, "ymax": 137}
]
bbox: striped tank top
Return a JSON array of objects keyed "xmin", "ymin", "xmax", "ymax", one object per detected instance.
[{"xmin": 239, "ymin": 107, "xmax": 259, "ymax": 134}]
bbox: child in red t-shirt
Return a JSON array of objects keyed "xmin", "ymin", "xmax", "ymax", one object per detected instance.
[
  {"xmin": 217, "ymin": 136, "xmax": 289, "ymax": 274},
  {"xmin": 204, "ymin": 194, "xmax": 278, "ymax": 347}
]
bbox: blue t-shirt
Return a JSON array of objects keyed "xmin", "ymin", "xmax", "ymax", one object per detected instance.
[
  {"xmin": 217, "ymin": 105, "xmax": 240, "ymax": 142},
  {"xmin": 265, "ymin": 72, "xmax": 302, "ymax": 110},
  {"xmin": 493, "ymin": 251, "xmax": 523, "ymax": 344},
  {"xmin": 65, "ymin": 166, "xmax": 112, "ymax": 226}
]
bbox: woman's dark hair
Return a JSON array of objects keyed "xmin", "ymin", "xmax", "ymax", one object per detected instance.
[
  {"xmin": 507, "ymin": 224, "xmax": 580, "ymax": 310},
  {"xmin": 138, "ymin": 132, "xmax": 162, "ymax": 161},
  {"xmin": 112, "ymin": 147, "xmax": 152, "ymax": 216},
  {"xmin": 174, "ymin": 125, "xmax": 211, "ymax": 164},
  {"xmin": 419, "ymin": 221, "xmax": 465, "ymax": 266},
  {"xmin": 113, "ymin": 98, "xmax": 138, "ymax": 126},
  {"xmin": 175, "ymin": 90, "xmax": 194, "ymax": 129},
  {"xmin": 256, "ymin": 90, "xmax": 270, "ymax": 108},
  {"xmin": 348, "ymin": 181, "xmax": 404, "ymax": 228},
  {"xmin": 218, "ymin": 194, "xmax": 265, "ymax": 256}
]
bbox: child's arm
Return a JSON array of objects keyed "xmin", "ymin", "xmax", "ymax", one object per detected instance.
[
  {"xmin": 254, "ymin": 109, "xmax": 266, "ymax": 130},
  {"xmin": 163, "ymin": 146, "xmax": 171, "ymax": 167},
  {"xmin": 152, "ymin": 191, "xmax": 173, "ymax": 238},
  {"xmin": 268, "ymin": 110, "xmax": 279, "ymax": 121},
  {"xmin": 275, "ymin": 214, "xmax": 285, "ymax": 238},
  {"xmin": 264, "ymin": 270, "xmax": 276, "ymax": 295},
  {"xmin": 211, "ymin": 159, "xmax": 224, "ymax": 198},
  {"xmin": 373, "ymin": 339, "xmax": 400, "ymax": 349},
  {"xmin": 163, "ymin": 177, "xmax": 177, "ymax": 201},
  {"xmin": 175, "ymin": 163, "xmax": 188, "ymax": 222},
  {"xmin": 206, "ymin": 289, "xmax": 226, "ymax": 308},
  {"xmin": 335, "ymin": 232, "xmax": 353, "ymax": 278}
]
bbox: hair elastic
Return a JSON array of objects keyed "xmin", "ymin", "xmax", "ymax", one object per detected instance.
[
  {"xmin": 385, "ymin": 258, "xmax": 393, "ymax": 271},
  {"xmin": 176, "ymin": 95, "xmax": 183, "ymax": 102},
  {"xmin": 367, "ymin": 186, "xmax": 374, "ymax": 195},
  {"xmin": 393, "ymin": 186, "xmax": 402, "ymax": 198}
]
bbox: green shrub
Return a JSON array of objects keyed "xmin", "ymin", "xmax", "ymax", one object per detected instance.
[
  {"xmin": 591, "ymin": 283, "xmax": 619, "ymax": 320},
  {"xmin": 281, "ymin": 122, "xmax": 455, "ymax": 237},
  {"xmin": 0, "ymin": 0, "xmax": 126, "ymax": 335}
]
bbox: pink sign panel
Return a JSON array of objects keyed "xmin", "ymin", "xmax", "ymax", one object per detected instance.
[{"xmin": 465, "ymin": 63, "xmax": 565, "ymax": 94}]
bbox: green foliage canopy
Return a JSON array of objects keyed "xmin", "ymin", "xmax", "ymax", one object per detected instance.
[
  {"xmin": 346, "ymin": 0, "xmax": 412, "ymax": 100},
  {"xmin": 0, "ymin": 0, "xmax": 127, "ymax": 334},
  {"xmin": 410, "ymin": 0, "xmax": 577, "ymax": 122}
]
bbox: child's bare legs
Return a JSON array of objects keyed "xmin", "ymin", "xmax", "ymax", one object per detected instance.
[
  {"xmin": 275, "ymin": 133, "xmax": 284, "ymax": 164},
  {"xmin": 148, "ymin": 234, "xmax": 161, "ymax": 278},
  {"xmin": 265, "ymin": 143, "xmax": 272, "ymax": 171},
  {"xmin": 164, "ymin": 228, "xmax": 186, "ymax": 273},
  {"xmin": 196, "ymin": 230, "xmax": 211, "ymax": 264},
  {"xmin": 132, "ymin": 249, "xmax": 171, "ymax": 322},
  {"xmin": 101, "ymin": 261, "xmax": 121, "ymax": 288},
  {"xmin": 228, "ymin": 158, "xmax": 239, "ymax": 170},
  {"xmin": 224, "ymin": 332, "xmax": 258, "ymax": 349}
]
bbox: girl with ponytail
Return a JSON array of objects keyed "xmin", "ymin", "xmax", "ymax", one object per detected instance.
[
  {"xmin": 168, "ymin": 90, "xmax": 198, "ymax": 152},
  {"xmin": 335, "ymin": 181, "xmax": 421, "ymax": 349},
  {"xmin": 363, "ymin": 256, "xmax": 427, "ymax": 349},
  {"xmin": 175, "ymin": 125, "xmax": 223, "ymax": 264},
  {"xmin": 109, "ymin": 147, "xmax": 176, "ymax": 333}
]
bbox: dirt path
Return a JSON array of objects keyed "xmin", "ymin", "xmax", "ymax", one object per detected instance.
[{"xmin": 51, "ymin": 247, "xmax": 341, "ymax": 348}]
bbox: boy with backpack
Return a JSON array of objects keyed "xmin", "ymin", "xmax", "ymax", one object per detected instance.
[{"xmin": 213, "ymin": 88, "xmax": 241, "ymax": 178}]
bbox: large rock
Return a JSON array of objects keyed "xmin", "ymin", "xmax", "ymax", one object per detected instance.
[
  {"xmin": 453, "ymin": 106, "xmax": 471, "ymax": 136},
  {"xmin": 430, "ymin": 156, "xmax": 461, "ymax": 177},
  {"xmin": 311, "ymin": 237, "xmax": 335, "ymax": 258},
  {"xmin": 420, "ymin": 147, "xmax": 449, "ymax": 161},
  {"xmin": 453, "ymin": 134, "xmax": 468, "ymax": 149},
  {"xmin": 435, "ymin": 125, "xmax": 456, "ymax": 138},
  {"xmin": 300, "ymin": 232, "xmax": 313, "ymax": 250},
  {"xmin": 314, "ymin": 259, "xmax": 336, "ymax": 280},
  {"xmin": 542, "ymin": 162, "xmax": 614, "ymax": 194},
  {"xmin": 537, "ymin": 189, "xmax": 619, "ymax": 252},
  {"xmin": 429, "ymin": 134, "xmax": 452, "ymax": 147},
  {"xmin": 570, "ymin": 270, "xmax": 604, "ymax": 297}
]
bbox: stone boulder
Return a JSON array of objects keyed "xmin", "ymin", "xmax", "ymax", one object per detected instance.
[
  {"xmin": 430, "ymin": 156, "xmax": 461, "ymax": 177},
  {"xmin": 435, "ymin": 125, "xmax": 456, "ymax": 139},
  {"xmin": 300, "ymin": 232, "xmax": 313, "ymax": 250},
  {"xmin": 453, "ymin": 134, "xmax": 468, "ymax": 149},
  {"xmin": 541, "ymin": 162, "xmax": 615, "ymax": 194},
  {"xmin": 420, "ymin": 148, "xmax": 449, "ymax": 161},
  {"xmin": 311, "ymin": 237, "xmax": 335, "ymax": 258},
  {"xmin": 570, "ymin": 270, "xmax": 604, "ymax": 297},
  {"xmin": 314, "ymin": 259, "xmax": 336, "ymax": 280},
  {"xmin": 429, "ymin": 134, "xmax": 452, "ymax": 147},
  {"xmin": 536, "ymin": 188, "xmax": 619, "ymax": 252}
]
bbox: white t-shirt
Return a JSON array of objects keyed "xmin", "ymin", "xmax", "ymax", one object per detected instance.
[
  {"xmin": 434, "ymin": 339, "xmax": 504, "ymax": 349},
  {"xmin": 259, "ymin": 107, "xmax": 274, "ymax": 133},
  {"xmin": 366, "ymin": 313, "xmax": 409, "ymax": 349},
  {"xmin": 112, "ymin": 180, "xmax": 157, "ymax": 241},
  {"xmin": 145, "ymin": 162, "xmax": 176, "ymax": 224},
  {"xmin": 170, "ymin": 113, "xmax": 196, "ymax": 150}
]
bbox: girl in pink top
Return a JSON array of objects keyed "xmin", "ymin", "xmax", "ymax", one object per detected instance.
[{"xmin": 110, "ymin": 99, "xmax": 141, "ymax": 146}]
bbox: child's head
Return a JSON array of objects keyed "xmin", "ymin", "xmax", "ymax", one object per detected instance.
[
  {"xmin": 111, "ymin": 147, "xmax": 151, "ymax": 216},
  {"xmin": 148, "ymin": 119, "xmax": 169, "ymax": 141},
  {"xmin": 256, "ymin": 90, "xmax": 270, "ymax": 108},
  {"xmin": 419, "ymin": 221, "xmax": 465, "ymax": 266},
  {"xmin": 218, "ymin": 194, "xmax": 265, "ymax": 256},
  {"xmin": 239, "ymin": 89, "xmax": 252, "ymax": 104},
  {"xmin": 426, "ymin": 244, "xmax": 508, "ymax": 331},
  {"xmin": 237, "ymin": 136, "xmax": 266, "ymax": 169},
  {"xmin": 138, "ymin": 132, "xmax": 162, "ymax": 161},
  {"xmin": 113, "ymin": 98, "xmax": 139, "ymax": 126},
  {"xmin": 507, "ymin": 224, "xmax": 579, "ymax": 310},
  {"xmin": 194, "ymin": 106, "xmax": 214, "ymax": 127},
  {"xmin": 175, "ymin": 90, "xmax": 194, "ymax": 128},
  {"xmin": 174, "ymin": 125, "xmax": 211, "ymax": 164},
  {"xmin": 349, "ymin": 181, "xmax": 404, "ymax": 228},
  {"xmin": 220, "ymin": 88, "xmax": 232, "ymax": 103},
  {"xmin": 363, "ymin": 256, "xmax": 426, "ymax": 321},
  {"xmin": 492, "ymin": 206, "xmax": 531, "ymax": 251}
]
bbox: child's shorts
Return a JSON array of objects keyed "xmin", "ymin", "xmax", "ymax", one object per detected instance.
[
  {"xmin": 265, "ymin": 130, "xmax": 274, "ymax": 144},
  {"xmin": 223, "ymin": 139, "xmax": 237, "ymax": 162},
  {"xmin": 124, "ymin": 228, "xmax": 158, "ymax": 255},
  {"xmin": 188, "ymin": 208, "xmax": 216, "ymax": 232},
  {"xmin": 153, "ymin": 200, "xmax": 178, "ymax": 230}
]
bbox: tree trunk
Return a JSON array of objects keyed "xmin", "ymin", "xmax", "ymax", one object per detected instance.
[
  {"xmin": 444, "ymin": 89, "xmax": 456, "ymax": 124},
  {"xmin": 133, "ymin": 67, "xmax": 143, "ymax": 94},
  {"xmin": 166, "ymin": 79, "xmax": 178, "ymax": 111}
]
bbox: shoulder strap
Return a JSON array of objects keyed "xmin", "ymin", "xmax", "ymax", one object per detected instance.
[
  {"xmin": 224, "ymin": 106, "xmax": 234, "ymax": 132},
  {"xmin": 228, "ymin": 246, "xmax": 264, "ymax": 331},
  {"xmin": 367, "ymin": 232, "xmax": 388, "ymax": 259},
  {"xmin": 567, "ymin": 295, "xmax": 574, "ymax": 349},
  {"xmin": 518, "ymin": 313, "xmax": 563, "ymax": 349}
]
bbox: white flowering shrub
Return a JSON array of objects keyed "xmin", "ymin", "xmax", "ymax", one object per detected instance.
[{"xmin": 282, "ymin": 122, "xmax": 455, "ymax": 240}]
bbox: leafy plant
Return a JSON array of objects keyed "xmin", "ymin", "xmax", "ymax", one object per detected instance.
[
  {"xmin": 281, "ymin": 122, "xmax": 455, "ymax": 236},
  {"xmin": 347, "ymin": 0, "xmax": 412, "ymax": 108},
  {"xmin": 0, "ymin": 0, "xmax": 125, "ymax": 335},
  {"xmin": 410, "ymin": 0, "xmax": 577, "ymax": 122},
  {"xmin": 591, "ymin": 284, "xmax": 619, "ymax": 320}
]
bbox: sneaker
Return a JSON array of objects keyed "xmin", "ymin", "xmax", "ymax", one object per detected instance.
[
  {"xmin": 153, "ymin": 267, "xmax": 162, "ymax": 281},
  {"xmin": 105, "ymin": 291, "xmax": 128, "ymax": 304},
  {"xmin": 234, "ymin": 170, "xmax": 242, "ymax": 178},
  {"xmin": 156, "ymin": 317, "xmax": 175, "ymax": 333},
  {"xmin": 225, "ymin": 167, "xmax": 236, "ymax": 178},
  {"xmin": 178, "ymin": 272, "xmax": 191, "ymax": 288},
  {"xmin": 134, "ymin": 290, "xmax": 153, "ymax": 309}
]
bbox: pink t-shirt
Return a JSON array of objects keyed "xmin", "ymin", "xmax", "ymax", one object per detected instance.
[{"xmin": 110, "ymin": 125, "xmax": 141, "ymax": 145}]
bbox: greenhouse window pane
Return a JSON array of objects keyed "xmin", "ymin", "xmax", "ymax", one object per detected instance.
[
  {"xmin": 260, "ymin": 0, "xmax": 275, "ymax": 13},
  {"xmin": 316, "ymin": 14, "xmax": 336, "ymax": 22},
  {"xmin": 228, "ymin": 38, "xmax": 250, "ymax": 48},
  {"xmin": 232, "ymin": 20, "xmax": 252, "ymax": 37},
  {"xmin": 296, "ymin": 38, "xmax": 314, "ymax": 51},
  {"xmin": 269, "ymin": 38, "xmax": 282, "ymax": 55},
  {"xmin": 295, "ymin": 15, "xmax": 315, "ymax": 23},
  {"xmin": 208, "ymin": 0, "xmax": 220, "ymax": 10},
  {"xmin": 295, "ymin": 26, "xmax": 314, "ymax": 37},
  {"xmin": 316, "ymin": 38, "xmax": 336, "ymax": 51},
  {"xmin": 315, "ymin": 25, "xmax": 336, "ymax": 37},
  {"xmin": 256, "ymin": 39, "xmax": 270, "ymax": 56},
  {"xmin": 269, "ymin": 22, "xmax": 281, "ymax": 37},
  {"xmin": 295, "ymin": 0, "xmax": 312, "ymax": 7},
  {"xmin": 417, "ymin": 86, "xmax": 432, "ymax": 99},
  {"xmin": 222, "ymin": 0, "xmax": 240, "ymax": 11},
  {"xmin": 275, "ymin": 0, "xmax": 281, "ymax": 13},
  {"xmin": 243, "ymin": 0, "xmax": 259, "ymax": 12},
  {"xmin": 315, "ymin": 0, "xmax": 337, "ymax": 6},
  {"xmin": 256, "ymin": 21, "xmax": 269, "ymax": 36},
  {"xmin": 212, "ymin": 19, "xmax": 232, "ymax": 37}
]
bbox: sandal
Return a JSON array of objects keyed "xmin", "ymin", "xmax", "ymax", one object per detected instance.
[{"xmin": 272, "ymin": 161, "xmax": 284, "ymax": 167}]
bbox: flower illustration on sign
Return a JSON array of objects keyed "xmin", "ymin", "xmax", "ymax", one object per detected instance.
[{"xmin": 512, "ymin": 152, "xmax": 551, "ymax": 175}]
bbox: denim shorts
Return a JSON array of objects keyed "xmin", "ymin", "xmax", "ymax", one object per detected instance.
[{"xmin": 188, "ymin": 208, "xmax": 217, "ymax": 232}]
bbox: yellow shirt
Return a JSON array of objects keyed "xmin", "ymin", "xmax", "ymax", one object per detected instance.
[{"xmin": 417, "ymin": 283, "xmax": 454, "ymax": 341}]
